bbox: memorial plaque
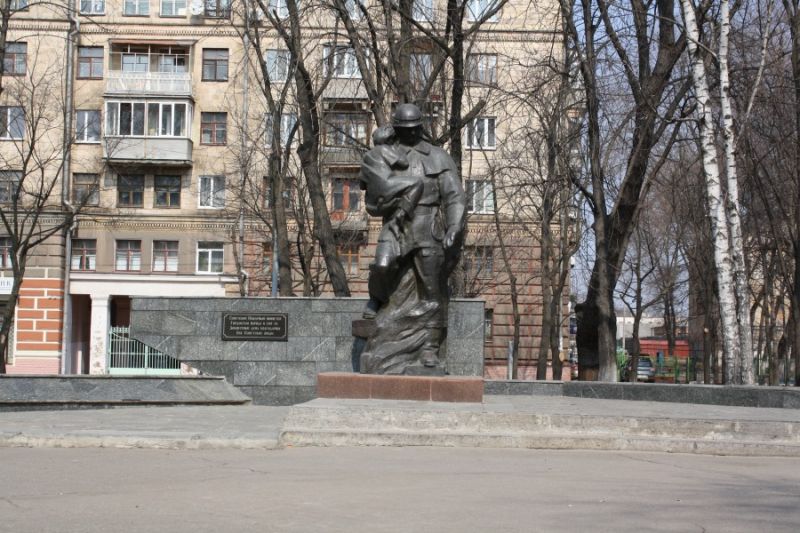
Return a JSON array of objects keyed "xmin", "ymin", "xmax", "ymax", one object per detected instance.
[{"xmin": 222, "ymin": 313, "xmax": 288, "ymax": 341}]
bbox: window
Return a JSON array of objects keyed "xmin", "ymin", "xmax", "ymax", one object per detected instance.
[
  {"xmin": 158, "ymin": 52, "xmax": 187, "ymax": 73},
  {"xmin": 467, "ymin": 54, "xmax": 497, "ymax": 85},
  {"xmin": 199, "ymin": 175, "xmax": 225, "ymax": 208},
  {"xmin": 0, "ymin": 107, "xmax": 24, "ymax": 140},
  {"xmin": 202, "ymin": 49, "xmax": 228, "ymax": 81},
  {"xmin": 412, "ymin": 0, "xmax": 433, "ymax": 21},
  {"xmin": 115, "ymin": 240, "xmax": 142, "ymax": 271},
  {"xmin": 106, "ymin": 101, "xmax": 188, "ymax": 137},
  {"xmin": 262, "ymin": 243, "xmax": 273, "ymax": 275},
  {"xmin": 201, "ymin": 112, "xmax": 227, "ymax": 145},
  {"xmin": 266, "ymin": 49, "xmax": 290, "ymax": 82},
  {"xmin": 10, "ymin": 0, "xmax": 28, "ymax": 10},
  {"xmin": 123, "ymin": 0, "xmax": 149, "ymax": 15},
  {"xmin": 76, "ymin": 110, "xmax": 101, "ymax": 142},
  {"xmin": 466, "ymin": 179, "xmax": 494, "ymax": 214},
  {"xmin": 265, "ymin": 113, "xmax": 297, "ymax": 147},
  {"xmin": 0, "ymin": 237, "xmax": 11, "ymax": 269},
  {"xmin": 331, "ymin": 178, "xmax": 360, "ymax": 212},
  {"xmin": 323, "ymin": 45, "xmax": 360, "ymax": 79},
  {"xmin": 121, "ymin": 52, "xmax": 149, "ymax": 73},
  {"xmin": 0, "ymin": 171, "xmax": 21, "ymax": 203},
  {"xmin": 153, "ymin": 240, "xmax": 179, "ymax": 272},
  {"xmin": 71, "ymin": 239, "xmax": 97, "ymax": 271},
  {"xmin": 410, "ymin": 53, "xmax": 432, "ymax": 89},
  {"xmin": 484, "ymin": 309, "xmax": 493, "ymax": 343},
  {"xmin": 325, "ymin": 113, "xmax": 368, "ymax": 147},
  {"xmin": 146, "ymin": 102, "xmax": 188, "ymax": 137},
  {"xmin": 338, "ymin": 244, "xmax": 359, "ymax": 276},
  {"xmin": 105, "ymin": 102, "xmax": 145, "ymax": 136},
  {"xmin": 78, "ymin": 47, "xmax": 104, "ymax": 79},
  {"xmin": 161, "ymin": 0, "xmax": 186, "ymax": 15},
  {"xmin": 4, "ymin": 43, "xmax": 26, "ymax": 76},
  {"xmin": 466, "ymin": 0, "xmax": 499, "ymax": 21},
  {"xmin": 264, "ymin": 176, "xmax": 294, "ymax": 211},
  {"xmin": 204, "ymin": 0, "xmax": 231, "ymax": 18},
  {"xmin": 464, "ymin": 246, "xmax": 493, "ymax": 278},
  {"xmin": 197, "ymin": 242, "xmax": 224, "ymax": 273},
  {"xmin": 268, "ymin": 0, "xmax": 289, "ymax": 18},
  {"xmin": 118, "ymin": 175, "xmax": 144, "ymax": 207},
  {"xmin": 344, "ymin": 0, "xmax": 363, "ymax": 19},
  {"xmin": 154, "ymin": 176, "xmax": 181, "ymax": 207},
  {"xmin": 73, "ymin": 173, "xmax": 99, "ymax": 206},
  {"xmin": 80, "ymin": 0, "xmax": 105, "ymax": 14},
  {"xmin": 466, "ymin": 117, "xmax": 496, "ymax": 149}
]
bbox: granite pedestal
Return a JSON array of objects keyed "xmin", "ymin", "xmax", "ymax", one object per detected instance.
[{"xmin": 317, "ymin": 372, "xmax": 484, "ymax": 403}]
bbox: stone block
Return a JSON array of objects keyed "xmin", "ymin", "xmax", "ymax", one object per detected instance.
[
  {"xmin": 317, "ymin": 361, "xmax": 357, "ymax": 373},
  {"xmin": 431, "ymin": 377, "xmax": 483, "ymax": 402},
  {"xmin": 223, "ymin": 339, "xmax": 288, "ymax": 362},
  {"xmin": 276, "ymin": 362, "xmax": 317, "ymax": 386},
  {"xmin": 237, "ymin": 385, "xmax": 296, "ymax": 406},
  {"xmin": 189, "ymin": 361, "xmax": 235, "ymax": 382},
  {"xmin": 179, "ymin": 336, "xmax": 223, "ymax": 361},
  {"xmin": 233, "ymin": 362, "xmax": 278, "ymax": 386},
  {"xmin": 370, "ymin": 375, "xmax": 432, "ymax": 401},
  {"xmin": 317, "ymin": 372, "xmax": 371, "ymax": 399},
  {"xmin": 286, "ymin": 337, "xmax": 335, "ymax": 362},
  {"xmin": 312, "ymin": 298, "xmax": 365, "ymax": 314}
]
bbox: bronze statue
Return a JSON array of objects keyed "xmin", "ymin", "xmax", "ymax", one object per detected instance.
[{"xmin": 358, "ymin": 103, "xmax": 466, "ymax": 374}]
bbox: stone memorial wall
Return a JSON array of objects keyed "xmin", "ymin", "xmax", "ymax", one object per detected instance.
[{"xmin": 130, "ymin": 297, "xmax": 485, "ymax": 405}]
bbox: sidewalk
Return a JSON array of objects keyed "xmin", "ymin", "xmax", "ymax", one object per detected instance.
[{"xmin": 2, "ymin": 395, "xmax": 800, "ymax": 455}]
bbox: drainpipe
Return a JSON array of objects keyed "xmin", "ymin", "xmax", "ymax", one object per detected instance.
[
  {"xmin": 60, "ymin": 3, "xmax": 79, "ymax": 374},
  {"xmin": 238, "ymin": 32, "xmax": 250, "ymax": 296}
]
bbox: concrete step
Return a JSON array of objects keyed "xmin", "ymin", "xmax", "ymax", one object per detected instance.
[
  {"xmin": 280, "ymin": 399, "xmax": 800, "ymax": 456},
  {"xmin": 0, "ymin": 375, "xmax": 251, "ymax": 411}
]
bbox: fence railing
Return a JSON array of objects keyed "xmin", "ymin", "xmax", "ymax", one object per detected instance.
[{"xmin": 107, "ymin": 326, "xmax": 181, "ymax": 375}]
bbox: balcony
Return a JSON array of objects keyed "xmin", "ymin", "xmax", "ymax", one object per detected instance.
[
  {"xmin": 321, "ymin": 145, "xmax": 366, "ymax": 166},
  {"xmin": 104, "ymin": 137, "xmax": 193, "ymax": 166},
  {"xmin": 106, "ymin": 71, "xmax": 193, "ymax": 97}
]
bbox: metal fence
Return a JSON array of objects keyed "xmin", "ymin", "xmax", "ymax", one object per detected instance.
[{"xmin": 107, "ymin": 326, "xmax": 181, "ymax": 375}]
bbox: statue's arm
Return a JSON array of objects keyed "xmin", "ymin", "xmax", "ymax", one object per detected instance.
[{"xmin": 439, "ymin": 164, "xmax": 466, "ymax": 244}]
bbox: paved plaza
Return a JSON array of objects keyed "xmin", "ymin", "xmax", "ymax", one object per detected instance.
[{"xmin": 1, "ymin": 446, "xmax": 799, "ymax": 533}]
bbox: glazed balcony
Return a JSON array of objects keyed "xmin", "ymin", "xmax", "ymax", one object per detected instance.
[{"xmin": 106, "ymin": 71, "xmax": 193, "ymax": 97}]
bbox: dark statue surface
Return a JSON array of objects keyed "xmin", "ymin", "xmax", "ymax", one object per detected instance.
[{"xmin": 358, "ymin": 103, "xmax": 467, "ymax": 375}]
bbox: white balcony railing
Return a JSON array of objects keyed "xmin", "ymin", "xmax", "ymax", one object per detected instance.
[
  {"xmin": 106, "ymin": 71, "xmax": 193, "ymax": 97},
  {"xmin": 104, "ymin": 137, "xmax": 193, "ymax": 164}
]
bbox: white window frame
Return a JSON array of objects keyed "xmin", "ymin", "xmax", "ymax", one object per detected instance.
[
  {"xmin": 198, "ymin": 175, "xmax": 225, "ymax": 209},
  {"xmin": 160, "ymin": 0, "xmax": 186, "ymax": 16},
  {"xmin": 466, "ymin": 0, "xmax": 499, "ymax": 22},
  {"xmin": 465, "ymin": 116, "xmax": 496, "ymax": 149},
  {"xmin": 73, "ymin": 173, "xmax": 100, "ymax": 205},
  {"xmin": 0, "ymin": 107, "xmax": 24, "ymax": 140},
  {"xmin": 266, "ymin": 49, "xmax": 290, "ymax": 82},
  {"xmin": 105, "ymin": 100, "xmax": 190, "ymax": 137},
  {"xmin": 323, "ymin": 45, "xmax": 360, "ymax": 79},
  {"xmin": 80, "ymin": 0, "xmax": 105, "ymax": 14},
  {"xmin": 466, "ymin": 179, "xmax": 494, "ymax": 214},
  {"xmin": 196, "ymin": 242, "xmax": 224, "ymax": 274},
  {"xmin": 123, "ymin": 0, "xmax": 150, "ymax": 15},
  {"xmin": 76, "ymin": 110, "xmax": 101, "ymax": 143},
  {"xmin": 152, "ymin": 240, "xmax": 179, "ymax": 272}
]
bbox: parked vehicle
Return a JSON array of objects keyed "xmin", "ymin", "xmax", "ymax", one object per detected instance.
[{"xmin": 624, "ymin": 355, "xmax": 656, "ymax": 382}]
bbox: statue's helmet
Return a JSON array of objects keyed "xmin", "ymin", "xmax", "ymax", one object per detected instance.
[{"xmin": 392, "ymin": 103, "xmax": 423, "ymax": 129}]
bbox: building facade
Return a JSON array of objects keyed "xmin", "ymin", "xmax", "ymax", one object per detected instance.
[{"xmin": 1, "ymin": 0, "xmax": 570, "ymax": 378}]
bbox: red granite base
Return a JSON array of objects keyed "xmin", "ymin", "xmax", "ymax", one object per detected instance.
[{"xmin": 317, "ymin": 372, "xmax": 483, "ymax": 403}]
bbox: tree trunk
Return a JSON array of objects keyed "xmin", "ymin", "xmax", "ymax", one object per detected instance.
[
  {"xmin": 719, "ymin": 0, "xmax": 754, "ymax": 384},
  {"xmin": 681, "ymin": 0, "xmax": 741, "ymax": 384},
  {"xmin": 284, "ymin": 0, "xmax": 350, "ymax": 297}
]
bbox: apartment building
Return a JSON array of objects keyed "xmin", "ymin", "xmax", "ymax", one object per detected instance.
[{"xmin": 1, "ymin": 0, "xmax": 569, "ymax": 377}]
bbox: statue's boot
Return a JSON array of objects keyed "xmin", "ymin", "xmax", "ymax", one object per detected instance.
[
  {"xmin": 362, "ymin": 298, "xmax": 380, "ymax": 320},
  {"xmin": 420, "ymin": 328, "xmax": 443, "ymax": 367}
]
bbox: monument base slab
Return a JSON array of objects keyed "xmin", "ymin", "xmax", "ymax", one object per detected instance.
[{"xmin": 317, "ymin": 372, "xmax": 483, "ymax": 403}]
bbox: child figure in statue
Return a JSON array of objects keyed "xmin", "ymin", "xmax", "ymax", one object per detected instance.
[{"xmin": 360, "ymin": 125, "xmax": 424, "ymax": 319}]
